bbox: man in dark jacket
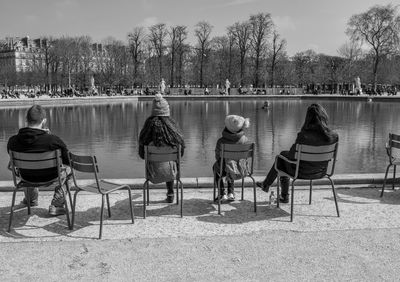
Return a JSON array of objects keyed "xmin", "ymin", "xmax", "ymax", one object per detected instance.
[{"xmin": 7, "ymin": 105, "xmax": 69, "ymax": 216}]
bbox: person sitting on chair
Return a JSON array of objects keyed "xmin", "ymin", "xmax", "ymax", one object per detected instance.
[
  {"xmin": 7, "ymin": 105, "xmax": 70, "ymax": 216},
  {"xmin": 138, "ymin": 93, "xmax": 185, "ymax": 203},
  {"xmin": 256, "ymin": 103, "xmax": 338, "ymax": 203},
  {"xmin": 213, "ymin": 115, "xmax": 251, "ymax": 202}
]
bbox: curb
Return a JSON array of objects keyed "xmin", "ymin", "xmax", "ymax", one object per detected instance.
[{"xmin": 0, "ymin": 173, "xmax": 395, "ymax": 192}]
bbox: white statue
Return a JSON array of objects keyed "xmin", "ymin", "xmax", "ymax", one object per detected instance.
[
  {"xmin": 160, "ymin": 78, "xmax": 166, "ymax": 94},
  {"xmin": 225, "ymin": 79, "xmax": 231, "ymax": 95},
  {"xmin": 355, "ymin": 76, "xmax": 362, "ymax": 95}
]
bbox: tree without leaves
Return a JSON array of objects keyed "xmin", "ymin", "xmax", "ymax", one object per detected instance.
[
  {"xmin": 346, "ymin": 4, "xmax": 400, "ymax": 91},
  {"xmin": 268, "ymin": 30, "xmax": 286, "ymax": 87},
  {"xmin": 194, "ymin": 21, "xmax": 213, "ymax": 87},
  {"xmin": 149, "ymin": 23, "xmax": 167, "ymax": 82},
  {"xmin": 230, "ymin": 21, "xmax": 252, "ymax": 85},
  {"xmin": 175, "ymin": 26, "xmax": 188, "ymax": 86},
  {"xmin": 128, "ymin": 27, "xmax": 145, "ymax": 87},
  {"xmin": 168, "ymin": 26, "xmax": 188, "ymax": 87},
  {"xmin": 337, "ymin": 41, "xmax": 363, "ymax": 84},
  {"xmin": 249, "ymin": 12, "xmax": 273, "ymax": 87}
]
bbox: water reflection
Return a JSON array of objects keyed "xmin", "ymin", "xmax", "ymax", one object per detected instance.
[{"xmin": 0, "ymin": 99, "xmax": 399, "ymax": 180}]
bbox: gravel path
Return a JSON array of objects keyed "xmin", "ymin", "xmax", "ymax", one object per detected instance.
[{"xmin": 1, "ymin": 186, "xmax": 400, "ymax": 281}]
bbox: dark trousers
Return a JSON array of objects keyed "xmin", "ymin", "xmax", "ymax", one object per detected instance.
[
  {"xmin": 213, "ymin": 163, "xmax": 234, "ymax": 195},
  {"xmin": 263, "ymin": 151, "xmax": 293, "ymax": 196},
  {"xmin": 166, "ymin": 181, "xmax": 174, "ymax": 195}
]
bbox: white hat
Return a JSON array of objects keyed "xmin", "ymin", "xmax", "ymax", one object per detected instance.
[{"xmin": 224, "ymin": 115, "xmax": 250, "ymax": 133}]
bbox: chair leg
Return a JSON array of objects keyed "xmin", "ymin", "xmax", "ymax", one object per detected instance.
[
  {"xmin": 241, "ymin": 178, "xmax": 244, "ymax": 201},
  {"xmin": 180, "ymin": 181, "xmax": 183, "ymax": 218},
  {"xmin": 393, "ymin": 165, "xmax": 397, "ymax": 190},
  {"xmin": 290, "ymin": 181, "xmax": 295, "ymax": 222},
  {"xmin": 106, "ymin": 194, "xmax": 111, "ymax": 218},
  {"xmin": 328, "ymin": 177, "xmax": 340, "ymax": 217},
  {"xmin": 25, "ymin": 188, "xmax": 31, "ymax": 215},
  {"xmin": 217, "ymin": 180, "xmax": 221, "ymax": 215},
  {"xmin": 99, "ymin": 195, "xmax": 105, "ymax": 239},
  {"xmin": 176, "ymin": 180, "xmax": 179, "ymax": 205},
  {"xmin": 380, "ymin": 165, "xmax": 391, "ymax": 197},
  {"xmin": 250, "ymin": 177, "xmax": 257, "ymax": 213},
  {"xmin": 213, "ymin": 178, "xmax": 216, "ymax": 201},
  {"xmin": 309, "ymin": 180, "xmax": 313, "ymax": 205},
  {"xmin": 146, "ymin": 184, "xmax": 150, "ymax": 206},
  {"xmin": 143, "ymin": 182, "xmax": 147, "ymax": 219},
  {"xmin": 64, "ymin": 196, "xmax": 71, "ymax": 230},
  {"xmin": 66, "ymin": 180, "xmax": 74, "ymax": 213},
  {"xmin": 276, "ymin": 176, "xmax": 280, "ymax": 208},
  {"xmin": 71, "ymin": 190, "xmax": 80, "ymax": 230},
  {"xmin": 7, "ymin": 190, "xmax": 17, "ymax": 232},
  {"xmin": 126, "ymin": 186, "xmax": 135, "ymax": 224}
]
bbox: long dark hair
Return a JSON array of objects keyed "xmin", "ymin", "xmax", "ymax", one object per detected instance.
[
  {"xmin": 139, "ymin": 116, "xmax": 185, "ymax": 147},
  {"xmin": 301, "ymin": 103, "xmax": 332, "ymax": 140}
]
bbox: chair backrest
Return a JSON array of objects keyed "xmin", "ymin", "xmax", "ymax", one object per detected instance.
[
  {"xmin": 388, "ymin": 133, "xmax": 400, "ymax": 162},
  {"xmin": 144, "ymin": 145, "xmax": 182, "ymax": 180},
  {"xmin": 9, "ymin": 150, "xmax": 62, "ymax": 185},
  {"xmin": 295, "ymin": 143, "xmax": 338, "ymax": 177},
  {"xmin": 144, "ymin": 145, "xmax": 181, "ymax": 162},
  {"xmin": 68, "ymin": 152, "xmax": 101, "ymax": 191},
  {"xmin": 220, "ymin": 143, "xmax": 255, "ymax": 175}
]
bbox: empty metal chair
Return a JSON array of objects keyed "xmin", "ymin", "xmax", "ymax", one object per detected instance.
[
  {"xmin": 380, "ymin": 133, "xmax": 400, "ymax": 197},
  {"xmin": 143, "ymin": 145, "xmax": 183, "ymax": 218},
  {"xmin": 8, "ymin": 150, "xmax": 71, "ymax": 232},
  {"xmin": 275, "ymin": 143, "xmax": 340, "ymax": 222},
  {"xmin": 68, "ymin": 152, "xmax": 134, "ymax": 239},
  {"xmin": 213, "ymin": 143, "xmax": 257, "ymax": 215}
]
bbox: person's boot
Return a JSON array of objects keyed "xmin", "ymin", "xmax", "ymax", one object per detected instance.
[{"xmin": 279, "ymin": 177, "xmax": 290, "ymax": 203}]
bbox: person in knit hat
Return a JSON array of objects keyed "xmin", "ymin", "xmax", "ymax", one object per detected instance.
[
  {"xmin": 213, "ymin": 115, "xmax": 251, "ymax": 202},
  {"xmin": 139, "ymin": 93, "xmax": 185, "ymax": 203}
]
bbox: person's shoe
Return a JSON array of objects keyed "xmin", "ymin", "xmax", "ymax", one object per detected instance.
[
  {"xmin": 214, "ymin": 194, "xmax": 228, "ymax": 203},
  {"xmin": 279, "ymin": 195, "xmax": 289, "ymax": 204},
  {"xmin": 227, "ymin": 193, "xmax": 236, "ymax": 201},
  {"xmin": 166, "ymin": 194, "xmax": 174, "ymax": 203},
  {"xmin": 21, "ymin": 198, "xmax": 39, "ymax": 207},
  {"xmin": 256, "ymin": 181, "xmax": 270, "ymax": 193},
  {"xmin": 48, "ymin": 205, "xmax": 66, "ymax": 216}
]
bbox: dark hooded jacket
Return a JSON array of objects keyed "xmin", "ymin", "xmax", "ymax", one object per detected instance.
[
  {"xmin": 7, "ymin": 127, "xmax": 69, "ymax": 182},
  {"xmin": 286, "ymin": 126, "xmax": 339, "ymax": 178}
]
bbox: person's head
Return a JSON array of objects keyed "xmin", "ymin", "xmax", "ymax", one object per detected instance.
[
  {"xmin": 302, "ymin": 103, "xmax": 330, "ymax": 137},
  {"xmin": 151, "ymin": 93, "xmax": 170, "ymax": 117},
  {"xmin": 224, "ymin": 115, "xmax": 250, "ymax": 133},
  {"xmin": 26, "ymin": 105, "xmax": 47, "ymax": 128}
]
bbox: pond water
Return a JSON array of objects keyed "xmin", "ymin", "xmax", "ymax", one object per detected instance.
[{"xmin": 1, "ymin": 99, "xmax": 399, "ymax": 181}]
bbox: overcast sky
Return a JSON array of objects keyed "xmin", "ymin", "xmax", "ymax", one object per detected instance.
[{"xmin": 0, "ymin": 0, "xmax": 398, "ymax": 56}]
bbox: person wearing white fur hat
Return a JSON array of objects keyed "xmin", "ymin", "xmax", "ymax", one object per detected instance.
[
  {"xmin": 213, "ymin": 114, "xmax": 251, "ymax": 202},
  {"xmin": 139, "ymin": 93, "xmax": 185, "ymax": 203}
]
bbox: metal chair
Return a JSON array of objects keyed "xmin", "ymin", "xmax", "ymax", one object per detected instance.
[
  {"xmin": 8, "ymin": 150, "xmax": 71, "ymax": 232},
  {"xmin": 68, "ymin": 152, "xmax": 134, "ymax": 239},
  {"xmin": 380, "ymin": 133, "xmax": 400, "ymax": 197},
  {"xmin": 275, "ymin": 143, "xmax": 340, "ymax": 222},
  {"xmin": 143, "ymin": 145, "xmax": 183, "ymax": 218},
  {"xmin": 213, "ymin": 143, "xmax": 257, "ymax": 215}
]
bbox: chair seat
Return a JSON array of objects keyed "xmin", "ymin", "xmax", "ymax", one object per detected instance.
[
  {"xmin": 17, "ymin": 179, "xmax": 59, "ymax": 188},
  {"xmin": 79, "ymin": 180, "xmax": 127, "ymax": 194}
]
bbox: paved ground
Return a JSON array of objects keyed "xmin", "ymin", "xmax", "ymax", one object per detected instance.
[{"xmin": 1, "ymin": 185, "xmax": 400, "ymax": 281}]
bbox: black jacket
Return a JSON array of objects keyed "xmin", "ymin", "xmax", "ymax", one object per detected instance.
[
  {"xmin": 7, "ymin": 127, "xmax": 69, "ymax": 182},
  {"xmin": 287, "ymin": 128, "xmax": 339, "ymax": 178}
]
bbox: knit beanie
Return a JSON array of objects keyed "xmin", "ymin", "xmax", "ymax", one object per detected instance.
[
  {"xmin": 151, "ymin": 93, "xmax": 170, "ymax": 116},
  {"xmin": 225, "ymin": 115, "xmax": 250, "ymax": 133}
]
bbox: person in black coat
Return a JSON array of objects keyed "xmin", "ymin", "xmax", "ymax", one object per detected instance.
[
  {"xmin": 257, "ymin": 103, "xmax": 338, "ymax": 203},
  {"xmin": 7, "ymin": 105, "xmax": 70, "ymax": 216}
]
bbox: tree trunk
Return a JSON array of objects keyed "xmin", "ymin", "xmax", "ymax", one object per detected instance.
[
  {"xmin": 254, "ymin": 53, "xmax": 260, "ymax": 87},
  {"xmin": 373, "ymin": 51, "xmax": 379, "ymax": 92}
]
